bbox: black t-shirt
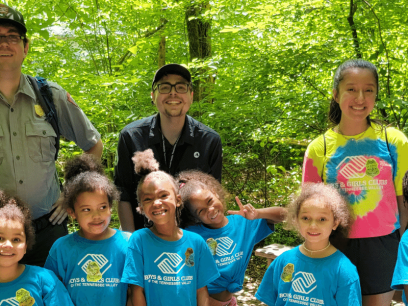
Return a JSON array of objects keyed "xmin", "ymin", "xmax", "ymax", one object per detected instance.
[{"xmin": 114, "ymin": 114, "xmax": 222, "ymax": 230}]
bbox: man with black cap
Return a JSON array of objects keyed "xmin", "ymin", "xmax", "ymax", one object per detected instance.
[
  {"xmin": 115, "ymin": 64, "xmax": 222, "ymax": 231},
  {"xmin": 0, "ymin": 4, "xmax": 103, "ymax": 266}
]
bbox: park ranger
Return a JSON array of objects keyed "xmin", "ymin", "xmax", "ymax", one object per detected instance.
[{"xmin": 0, "ymin": 4, "xmax": 103, "ymax": 266}]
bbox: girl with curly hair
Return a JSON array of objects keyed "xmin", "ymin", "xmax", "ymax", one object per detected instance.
[
  {"xmin": 44, "ymin": 154, "xmax": 130, "ymax": 306},
  {"xmin": 0, "ymin": 190, "xmax": 73, "ymax": 305},
  {"xmin": 177, "ymin": 170, "xmax": 285, "ymax": 306},
  {"xmin": 256, "ymin": 183, "xmax": 361, "ymax": 306},
  {"xmin": 121, "ymin": 149, "xmax": 219, "ymax": 306}
]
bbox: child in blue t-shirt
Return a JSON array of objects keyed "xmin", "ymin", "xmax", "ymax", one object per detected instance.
[
  {"xmin": 44, "ymin": 154, "xmax": 130, "ymax": 306},
  {"xmin": 391, "ymin": 170, "xmax": 408, "ymax": 305},
  {"xmin": 255, "ymin": 183, "xmax": 361, "ymax": 306},
  {"xmin": 121, "ymin": 149, "xmax": 220, "ymax": 306},
  {"xmin": 177, "ymin": 170, "xmax": 286, "ymax": 306},
  {"xmin": 0, "ymin": 190, "xmax": 74, "ymax": 306}
]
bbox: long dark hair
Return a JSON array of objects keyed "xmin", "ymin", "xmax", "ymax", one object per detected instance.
[{"xmin": 328, "ymin": 59, "xmax": 379, "ymax": 126}]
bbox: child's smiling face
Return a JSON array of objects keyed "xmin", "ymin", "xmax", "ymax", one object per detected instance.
[
  {"xmin": 139, "ymin": 174, "xmax": 181, "ymax": 226},
  {"xmin": 68, "ymin": 189, "xmax": 112, "ymax": 240},
  {"xmin": 0, "ymin": 218, "xmax": 27, "ymax": 268},
  {"xmin": 297, "ymin": 197, "xmax": 339, "ymax": 250},
  {"xmin": 188, "ymin": 188, "xmax": 227, "ymax": 229}
]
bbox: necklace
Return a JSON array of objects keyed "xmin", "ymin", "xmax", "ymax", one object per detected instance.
[
  {"xmin": 302, "ymin": 241, "xmax": 331, "ymax": 253},
  {"xmin": 335, "ymin": 125, "xmax": 369, "ymax": 141},
  {"xmin": 162, "ymin": 133, "xmax": 181, "ymax": 171}
]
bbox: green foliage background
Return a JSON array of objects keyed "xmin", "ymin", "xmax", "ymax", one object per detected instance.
[{"xmin": 7, "ymin": 0, "xmax": 408, "ymax": 246}]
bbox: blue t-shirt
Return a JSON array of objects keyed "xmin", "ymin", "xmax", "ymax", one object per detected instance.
[
  {"xmin": 44, "ymin": 229, "xmax": 130, "ymax": 306},
  {"xmin": 391, "ymin": 230, "xmax": 408, "ymax": 304},
  {"xmin": 255, "ymin": 247, "xmax": 361, "ymax": 306},
  {"xmin": 121, "ymin": 228, "xmax": 220, "ymax": 306},
  {"xmin": 186, "ymin": 215, "xmax": 273, "ymax": 294},
  {"xmin": 0, "ymin": 265, "xmax": 74, "ymax": 306}
]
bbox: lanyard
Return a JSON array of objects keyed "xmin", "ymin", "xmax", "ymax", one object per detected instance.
[{"xmin": 162, "ymin": 133, "xmax": 181, "ymax": 170}]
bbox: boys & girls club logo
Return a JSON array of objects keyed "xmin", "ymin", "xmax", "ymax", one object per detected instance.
[
  {"xmin": 281, "ymin": 264, "xmax": 317, "ymax": 295},
  {"xmin": 78, "ymin": 254, "xmax": 112, "ymax": 281},
  {"xmin": 292, "ymin": 272, "xmax": 317, "ymax": 294},
  {"xmin": 155, "ymin": 252, "xmax": 186, "ymax": 274},
  {"xmin": 214, "ymin": 237, "xmax": 236, "ymax": 256}
]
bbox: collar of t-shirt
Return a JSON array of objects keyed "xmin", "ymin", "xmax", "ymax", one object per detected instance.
[{"xmin": 150, "ymin": 113, "xmax": 195, "ymax": 146}]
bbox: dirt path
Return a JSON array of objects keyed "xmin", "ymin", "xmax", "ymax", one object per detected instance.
[{"xmin": 235, "ymin": 281, "xmax": 265, "ymax": 306}]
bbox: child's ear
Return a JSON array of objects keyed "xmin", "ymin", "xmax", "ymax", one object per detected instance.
[
  {"xmin": 333, "ymin": 219, "xmax": 340, "ymax": 231},
  {"xmin": 67, "ymin": 208, "xmax": 76, "ymax": 219}
]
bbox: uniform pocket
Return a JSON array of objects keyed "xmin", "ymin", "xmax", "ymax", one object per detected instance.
[{"xmin": 26, "ymin": 121, "xmax": 57, "ymax": 162}]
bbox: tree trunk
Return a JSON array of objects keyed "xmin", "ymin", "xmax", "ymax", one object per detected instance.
[
  {"xmin": 347, "ymin": 0, "xmax": 362, "ymax": 59},
  {"xmin": 158, "ymin": 35, "xmax": 166, "ymax": 67},
  {"xmin": 185, "ymin": 1, "xmax": 214, "ymax": 103}
]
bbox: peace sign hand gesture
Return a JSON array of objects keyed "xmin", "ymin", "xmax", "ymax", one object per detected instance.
[{"xmin": 227, "ymin": 197, "xmax": 259, "ymax": 220}]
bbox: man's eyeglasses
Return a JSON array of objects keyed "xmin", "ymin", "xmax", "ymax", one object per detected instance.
[
  {"xmin": 0, "ymin": 35, "xmax": 24, "ymax": 44},
  {"xmin": 154, "ymin": 82, "xmax": 190, "ymax": 94}
]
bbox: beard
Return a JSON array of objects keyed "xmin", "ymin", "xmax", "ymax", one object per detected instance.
[{"xmin": 164, "ymin": 108, "xmax": 184, "ymax": 117}]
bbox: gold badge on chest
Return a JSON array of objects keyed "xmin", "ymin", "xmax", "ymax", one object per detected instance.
[{"xmin": 34, "ymin": 105, "xmax": 45, "ymax": 117}]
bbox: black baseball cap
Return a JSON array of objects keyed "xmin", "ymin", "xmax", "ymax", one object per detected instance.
[
  {"xmin": 152, "ymin": 64, "xmax": 192, "ymax": 90},
  {"xmin": 0, "ymin": 4, "xmax": 26, "ymax": 34}
]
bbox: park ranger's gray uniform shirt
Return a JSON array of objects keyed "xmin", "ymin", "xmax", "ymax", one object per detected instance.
[{"xmin": 0, "ymin": 74, "xmax": 100, "ymax": 219}]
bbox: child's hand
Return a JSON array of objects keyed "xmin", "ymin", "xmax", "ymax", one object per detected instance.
[{"xmin": 227, "ymin": 197, "xmax": 259, "ymax": 220}]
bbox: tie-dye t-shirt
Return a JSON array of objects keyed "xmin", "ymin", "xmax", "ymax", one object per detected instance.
[{"xmin": 302, "ymin": 123, "xmax": 408, "ymax": 238}]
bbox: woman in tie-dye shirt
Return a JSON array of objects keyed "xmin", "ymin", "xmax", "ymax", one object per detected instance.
[{"xmin": 302, "ymin": 59, "xmax": 408, "ymax": 306}]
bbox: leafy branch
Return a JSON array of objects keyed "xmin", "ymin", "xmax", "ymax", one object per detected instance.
[
  {"xmin": 116, "ymin": 19, "xmax": 169, "ymax": 67},
  {"xmin": 301, "ymin": 76, "xmax": 330, "ymax": 100}
]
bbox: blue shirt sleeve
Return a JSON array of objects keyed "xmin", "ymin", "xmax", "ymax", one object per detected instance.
[
  {"xmin": 44, "ymin": 238, "xmax": 67, "ymax": 282},
  {"xmin": 335, "ymin": 258, "xmax": 362, "ymax": 306},
  {"xmin": 335, "ymin": 279, "xmax": 362, "ymax": 306},
  {"xmin": 44, "ymin": 254, "xmax": 59, "ymax": 276},
  {"xmin": 253, "ymin": 218, "xmax": 274, "ymax": 243},
  {"xmin": 42, "ymin": 269, "xmax": 74, "ymax": 306},
  {"xmin": 392, "ymin": 231, "xmax": 408, "ymax": 291},
  {"xmin": 255, "ymin": 257, "xmax": 279, "ymax": 306},
  {"xmin": 121, "ymin": 232, "xmax": 144, "ymax": 287}
]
